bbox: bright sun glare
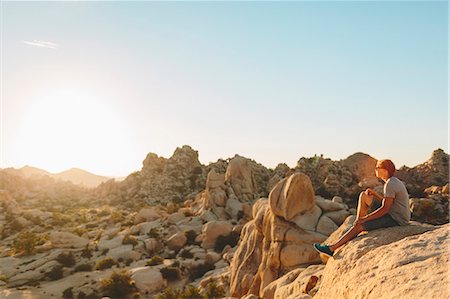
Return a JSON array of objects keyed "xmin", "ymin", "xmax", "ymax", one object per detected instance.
[{"xmin": 14, "ymin": 88, "xmax": 131, "ymax": 174}]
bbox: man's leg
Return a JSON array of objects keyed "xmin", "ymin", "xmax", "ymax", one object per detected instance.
[
  {"xmin": 329, "ymin": 223, "xmax": 364, "ymax": 251},
  {"xmin": 328, "ymin": 192, "xmax": 372, "ymax": 252},
  {"xmin": 356, "ymin": 191, "xmax": 372, "ymax": 219},
  {"xmin": 314, "ymin": 192, "xmax": 373, "ymax": 256}
]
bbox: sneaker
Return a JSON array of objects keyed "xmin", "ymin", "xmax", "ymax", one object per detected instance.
[{"xmin": 313, "ymin": 243, "xmax": 334, "ymax": 257}]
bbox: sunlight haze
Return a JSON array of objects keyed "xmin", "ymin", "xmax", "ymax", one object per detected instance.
[{"xmin": 2, "ymin": 1, "xmax": 448, "ymax": 177}]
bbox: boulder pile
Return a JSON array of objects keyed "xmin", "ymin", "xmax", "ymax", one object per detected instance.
[{"xmin": 229, "ymin": 172, "xmax": 351, "ymax": 298}]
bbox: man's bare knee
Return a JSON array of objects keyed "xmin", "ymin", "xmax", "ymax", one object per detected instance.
[{"xmin": 359, "ymin": 191, "xmax": 373, "ymax": 206}]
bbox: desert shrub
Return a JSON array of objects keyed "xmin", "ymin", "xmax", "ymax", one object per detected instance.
[
  {"xmin": 72, "ymin": 227, "xmax": 87, "ymax": 237},
  {"xmin": 184, "ymin": 230, "xmax": 198, "ymax": 245},
  {"xmin": 179, "ymin": 248, "xmax": 193, "ymax": 259},
  {"xmin": 189, "ymin": 262, "xmax": 215, "ymax": 280},
  {"xmin": 155, "ymin": 287, "xmax": 182, "ymax": 299},
  {"xmin": 182, "ymin": 284, "xmax": 202, "ymax": 298},
  {"xmin": 56, "ymin": 252, "xmax": 76, "ymax": 267},
  {"xmin": 9, "ymin": 219, "xmax": 24, "ymax": 232},
  {"xmin": 148, "ymin": 228, "xmax": 160, "ymax": 239},
  {"xmin": 109, "ymin": 211, "xmax": 124, "ymax": 223},
  {"xmin": 62, "ymin": 287, "xmax": 73, "ymax": 299},
  {"xmin": 122, "ymin": 234, "xmax": 138, "ymax": 247},
  {"xmin": 214, "ymin": 231, "xmax": 240, "ymax": 252},
  {"xmin": 166, "ymin": 203, "xmax": 181, "ymax": 214},
  {"xmin": 100, "ymin": 269, "xmax": 135, "ymax": 298},
  {"xmin": 98, "ymin": 209, "xmax": 110, "ymax": 217},
  {"xmin": 146, "ymin": 255, "xmax": 163, "ymax": 266},
  {"xmin": 160, "ymin": 266, "xmax": 180, "ymax": 281},
  {"xmin": 96, "ymin": 257, "xmax": 116, "ymax": 270},
  {"xmin": 12, "ymin": 230, "xmax": 38, "ymax": 255},
  {"xmin": 73, "ymin": 263, "xmax": 92, "ymax": 272},
  {"xmin": 52, "ymin": 212, "xmax": 71, "ymax": 226},
  {"xmin": 204, "ymin": 281, "xmax": 225, "ymax": 299},
  {"xmin": 125, "ymin": 258, "xmax": 134, "ymax": 266},
  {"xmin": 81, "ymin": 245, "xmax": 93, "ymax": 259},
  {"xmin": 0, "ymin": 275, "xmax": 8, "ymax": 282},
  {"xmin": 46, "ymin": 265, "xmax": 64, "ymax": 280}
]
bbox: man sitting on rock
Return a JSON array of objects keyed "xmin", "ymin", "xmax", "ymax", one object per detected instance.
[{"xmin": 313, "ymin": 159, "xmax": 410, "ymax": 257}]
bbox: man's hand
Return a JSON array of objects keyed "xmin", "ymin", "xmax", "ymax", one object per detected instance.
[{"xmin": 365, "ymin": 188, "xmax": 375, "ymax": 196}]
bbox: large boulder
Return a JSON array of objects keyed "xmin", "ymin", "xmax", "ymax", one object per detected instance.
[
  {"xmin": 134, "ymin": 208, "xmax": 160, "ymax": 224},
  {"xmin": 225, "ymin": 156, "xmax": 257, "ymax": 201},
  {"xmin": 315, "ymin": 224, "xmax": 448, "ymax": 299},
  {"xmin": 130, "ymin": 267, "xmax": 167, "ymax": 294},
  {"xmin": 167, "ymin": 231, "xmax": 187, "ymax": 251},
  {"xmin": 201, "ymin": 221, "xmax": 233, "ymax": 249},
  {"xmin": 269, "ymin": 173, "xmax": 315, "ymax": 221},
  {"xmin": 50, "ymin": 231, "xmax": 89, "ymax": 248}
]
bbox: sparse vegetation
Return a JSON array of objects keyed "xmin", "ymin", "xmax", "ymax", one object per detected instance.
[
  {"xmin": 166, "ymin": 203, "xmax": 182, "ymax": 214},
  {"xmin": 56, "ymin": 252, "xmax": 76, "ymax": 267},
  {"xmin": 12, "ymin": 230, "xmax": 39, "ymax": 255},
  {"xmin": 183, "ymin": 284, "xmax": 203, "ymax": 298},
  {"xmin": 109, "ymin": 211, "xmax": 124, "ymax": 223},
  {"xmin": 189, "ymin": 262, "xmax": 215, "ymax": 280},
  {"xmin": 62, "ymin": 287, "xmax": 74, "ymax": 299},
  {"xmin": 148, "ymin": 227, "xmax": 161, "ymax": 239},
  {"xmin": 46, "ymin": 265, "xmax": 64, "ymax": 280},
  {"xmin": 122, "ymin": 234, "xmax": 138, "ymax": 247},
  {"xmin": 81, "ymin": 245, "xmax": 93, "ymax": 259},
  {"xmin": 160, "ymin": 266, "xmax": 180, "ymax": 281},
  {"xmin": 9, "ymin": 219, "xmax": 24, "ymax": 232},
  {"xmin": 96, "ymin": 257, "xmax": 116, "ymax": 270},
  {"xmin": 179, "ymin": 248, "xmax": 193, "ymax": 259},
  {"xmin": 100, "ymin": 269, "xmax": 136, "ymax": 298},
  {"xmin": 72, "ymin": 227, "xmax": 87, "ymax": 237},
  {"xmin": 146, "ymin": 255, "xmax": 163, "ymax": 266},
  {"xmin": 184, "ymin": 230, "xmax": 198, "ymax": 245},
  {"xmin": 214, "ymin": 231, "xmax": 240, "ymax": 252},
  {"xmin": 51, "ymin": 212, "xmax": 71, "ymax": 226},
  {"xmin": 204, "ymin": 281, "xmax": 226, "ymax": 299},
  {"xmin": 73, "ymin": 263, "xmax": 93, "ymax": 272},
  {"xmin": 155, "ymin": 287, "xmax": 182, "ymax": 299},
  {"xmin": 156, "ymin": 285, "xmax": 203, "ymax": 299}
]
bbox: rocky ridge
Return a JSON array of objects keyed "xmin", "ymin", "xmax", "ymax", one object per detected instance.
[{"xmin": 0, "ymin": 147, "xmax": 448, "ymax": 299}]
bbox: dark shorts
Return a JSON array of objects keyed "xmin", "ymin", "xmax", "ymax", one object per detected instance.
[
  {"xmin": 362, "ymin": 199, "xmax": 399, "ymax": 231},
  {"xmin": 362, "ymin": 213, "xmax": 399, "ymax": 231}
]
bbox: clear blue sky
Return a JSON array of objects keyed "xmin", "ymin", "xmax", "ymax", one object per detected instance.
[{"xmin": 2, "ymin": 1, "xmax": 448, "ymax": 176}]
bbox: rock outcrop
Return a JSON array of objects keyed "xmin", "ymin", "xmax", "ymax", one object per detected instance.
[
  {"xmin": 295, "ymin": 153, "xmax": 378, "ymax": 200},
  {"xmin": 116, "ymin": 145, "xmax": 207, "ymax": 203},
  {"xmin": 314, "ymin": 224, "xmax": 449, "ymax": 299},
  {"xmin": 229, "ymin": 173, "xmax": 351, "ymax": 298},
  {"xmin": 192, "ymin": 155, "xmax": 260, "ymax": 221},
  {"xmin": 397, "ymin": 148, "xmax": 449, "ymax": 196}
]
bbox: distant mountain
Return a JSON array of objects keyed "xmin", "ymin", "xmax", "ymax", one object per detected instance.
[
  {"xmin": 3, "ymin": 166, "xmax": 111, "ymax": 188},
  {"xmin": 54, "ymin": 168, "xmax": 111, "ymax": 188}
]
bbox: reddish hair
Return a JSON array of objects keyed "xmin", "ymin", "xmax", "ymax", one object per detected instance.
[{"xmin": 376, "ymin": 159, "xmax": 396, "ymax": 177}]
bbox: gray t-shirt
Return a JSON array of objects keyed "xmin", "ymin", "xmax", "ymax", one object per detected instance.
[{"xmin": 384, "ymin": 176, "xmax": 410, "ymax": 226}]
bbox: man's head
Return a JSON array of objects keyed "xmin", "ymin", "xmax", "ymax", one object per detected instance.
[{"xmin": 375, "ymin": 159, "xmax": 396, "ymax": 181}]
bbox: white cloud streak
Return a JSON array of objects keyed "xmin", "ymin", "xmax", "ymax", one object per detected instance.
[{"xmin": 22, "ymin": 40, "xmax": 60, "ymax": 49}]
